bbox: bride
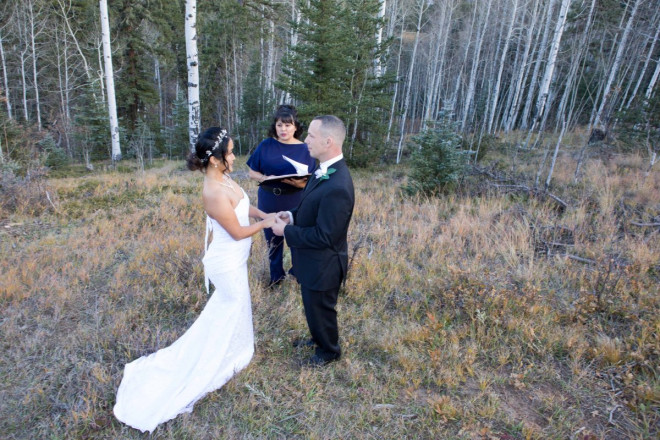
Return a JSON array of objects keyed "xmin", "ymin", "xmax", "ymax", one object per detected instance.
[{"xmin": 113, "ymin": 127, "xmax": 276, "ymax": 432}]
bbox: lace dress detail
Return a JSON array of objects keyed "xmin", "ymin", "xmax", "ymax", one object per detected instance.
[{"xmin": 114, "ymin": 191, "xmax": 254, "ymax": 432}]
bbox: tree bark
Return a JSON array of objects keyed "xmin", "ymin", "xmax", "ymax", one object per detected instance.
[
  {"xmin": 520, "ymin": 0, "xmax": 556, "ymax": 131},
  {"xmin": 555, "ymin": 0, "xmax": 596, "ymax": 132},
  {"xmin": 386, "ymin": 11, "xmax": 406, "ymax": 143},
  {"xmin": 56, "ymin": 0, "xmax": 95, "ymax": 84},
  {"xmin": 422, "ymin": 0, "xmax": 450, "ymax": 127},
  {"xmin": 100, "ymin": 0, "xmax": 121, "ymax": 161},
  {"xmin": 523, "ymin": 0, "xmax": 571, "ymax": 149},
  {"xmin": 461, "ymin": 0, "xmax": 492, "ymax": 132},
  {"xmin": 185, "ymin": 0, "xmax": 200, "ymax": 151},
  {"xmin": 375, "ymin": 0, "xmax": 387, "ymax": 77},
  {"xmin": 487, "ymin": 0, "xmax": 519, "ymax": 133},
  {"xmin": 645, "ymin": 55, "xmax": 660, "ymax": 99},
  {"xmin": 396, "ymin": 0, "xmax": 427, "ymax": 164},
  {"xmin": 593, "ymin": 0, "xmax": 641, "ymax": 130},
  {"xmin": 533, "ymin": 0, "xmax": 571, "ymax": 133},
  {"xmin": 55, "ymin": 26, "xmax": 72, "ymax": 155},
  {"xmin": 155, "ymin": 58, "xmax": 163, "ymax": 126},
  {"xmin": 0, "ymin": 27, "xmax": 12, "ymax": 119},
  {"xmin": 503, "ymin": 0, "xmax": 541, "ymax": 133},
  {"xmin": 544, "ymin": 115, "xmax": 567, "ymax": 189},
  {"xmin": 19, "ymin": 18, "xmax": 29, "ymax": 122},
  {"xmin": 626, "ymin": 13, "xmax": 659, "ymax": 105},
  {"xmin": 28, "ymin": 0, "xmax": 41, "ymax": 130}
]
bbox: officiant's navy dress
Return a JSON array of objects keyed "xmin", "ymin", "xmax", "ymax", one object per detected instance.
[{"xmin": 247, "ymin": 138, "xmax": 316, "ymax": 284}]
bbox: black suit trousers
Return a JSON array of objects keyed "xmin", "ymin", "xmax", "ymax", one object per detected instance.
[{"xmin": 301, "ymin": 284, "xmax": 341, "ymax": 361}]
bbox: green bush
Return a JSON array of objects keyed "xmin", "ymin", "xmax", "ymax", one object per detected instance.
[{"xmin": 403, "ymin": 119, "xmax": 467, "ymax": 196}]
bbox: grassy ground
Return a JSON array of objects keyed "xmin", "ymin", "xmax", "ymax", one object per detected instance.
[{"xmin": 1, "ymin": 148, "xmax": 658, "ymax": 439}]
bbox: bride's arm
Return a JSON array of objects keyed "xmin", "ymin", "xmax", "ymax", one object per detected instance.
[
  {"xmin": 248, "ymin": 205, "xmax": 273, "ymax": 221},
  {"xmin": 204, "ymin": 192, "xmax": 274, "ymax": 240}
]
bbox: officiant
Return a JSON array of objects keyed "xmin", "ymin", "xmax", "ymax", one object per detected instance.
[{"xmin": 247, "ymin": 104, "xmax": 316, "ymax": 287}]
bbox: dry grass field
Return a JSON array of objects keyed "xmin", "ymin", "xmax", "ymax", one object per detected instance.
[{"xmin": 1, "ymin": 148, "xmax": 658, "ymax": 439}]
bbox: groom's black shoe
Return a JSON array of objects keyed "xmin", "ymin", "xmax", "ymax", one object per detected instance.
[
  {"xmin": 292, "ymin": 338, "xmax": 315, "ymax": 348},
  {"xmin": 300, "ymin": 354, "xmax": 339, "ymax": 368}
]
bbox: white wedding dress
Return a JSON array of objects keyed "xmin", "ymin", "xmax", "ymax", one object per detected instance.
[{"xmin": 114, "ymin": 190, "xmax": 254, "ymax": 433}]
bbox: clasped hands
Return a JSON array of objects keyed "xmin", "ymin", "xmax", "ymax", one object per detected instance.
[{"xmin": 270, "ymin": 211, "xmax": 291, "ymax": 236}]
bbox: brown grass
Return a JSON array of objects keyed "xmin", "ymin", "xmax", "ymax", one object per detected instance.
[{"xmin": 1, "ymin": 151, "xmax": 658, "ymax": 439}]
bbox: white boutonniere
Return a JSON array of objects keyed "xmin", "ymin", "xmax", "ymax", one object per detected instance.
[{"xmin": 314, "ymin": 167, "xmax": 336, "ymax": 180}]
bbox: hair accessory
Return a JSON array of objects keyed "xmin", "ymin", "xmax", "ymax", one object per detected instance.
[
  {"xmin": 211, "ymin": 130, "xmax": 228, "ymax": 153},
  {"xmin": 201, "ymin": 129, "xmax": 228, "ymax": 164}
]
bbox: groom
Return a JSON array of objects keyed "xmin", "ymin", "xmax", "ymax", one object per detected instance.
[{"xmin": 272, "ymin": 115, "xmax": 355, "ymax": 367}]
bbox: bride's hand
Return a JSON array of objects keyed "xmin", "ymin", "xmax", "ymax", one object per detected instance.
[{"xmin": 262, "ymin": 215, "xmax": 277, "ymax": 228}]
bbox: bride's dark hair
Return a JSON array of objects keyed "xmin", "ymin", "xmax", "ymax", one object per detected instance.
[{"xmin": 187, "ymin": 127, "xmax": 232, "ymax": 172}]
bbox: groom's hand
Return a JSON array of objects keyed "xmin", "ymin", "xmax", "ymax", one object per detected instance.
[
  {"xmin": 277, "ymin": 211, "xmax": 292, "ymax": 224},
  {"xmin": 272, "ymin": 217, "xmax": 286, "ymax": 236}
]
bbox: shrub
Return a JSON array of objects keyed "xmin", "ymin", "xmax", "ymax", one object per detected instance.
[
  {"xmin": 0, "ymin": 165, "xmax": 51, "ymax": 217},
  {"xmin": 403, "ymin": 118, "xmax": 467, "ymax": 196},
  {"xmin": 41, "ymin": 134, "xmax": 71, "ymax": 169}
]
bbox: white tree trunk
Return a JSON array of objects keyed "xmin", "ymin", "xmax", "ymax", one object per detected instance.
[
  {"xmin": 375, "ymin": 0, "xmax": 387, "ymax": 77},
  {"xmin": 523, "ymin": 0, "xmax": 571, "ymax": 151},
  {"xmin": 555, "ymin": 0, "xmax": 596, "ymax": 131},
  {"xmin": 155, "ymin": 58, "xmax": 163, "ymax": 126},
  {"xmin": 449, "ymin": 4, "xmax": 478, "ymax": 117},
  {"xmin": 503, "ymin": 0, "xmax": 541, "ymax": 132},
  {"xmin": 55, "ymin": 27, "xmax": 71, "ymax": 153},
  {"xmin": 268, "ymin": 19, "xmax": 275, "ymax": 94},
  {"xmin": 185, "ymin": 0, "xmax": 200, "ymax": 151},
  {"xmin": 533, "ymin": 0, "xmax": 571, "ymax": 131},
  {"xmin": 0, "ymin": 28, "xmax": 12, "ymax": 119},
  {"xmin": 19, "ymin": 19, "xmax": 29, "ymax": 122},
  {"xmin": 28, "ymin": 0, "xmax": 42, "ymax": 130},
  {"xmin": 386, "ymin": 12, "xmax": 406, "ymax": 143},
  {"xmin": 645, "ymin": 56, "xmax": 660, "ymax": 99},
  {"xmin": 461, "ymin": 0, "xmax": 492, "ymax": 132},
  {"xmin": 544, "ymin": 115, "xmax": 567, "ymax": 189},
  {"xmin": 96, "ymin": 36, "xmax": 105, "ymax": 102},
  {"xmin": 627, "ymin": 15, "xmax": 659, "ymax": 106},
  {"xmin": 422, "ymin": 0, "xmax": 450, "ymax": 127},
  {"xmin": 56, "ymin": 0, "xmax": 94, "ymax": 83},
  {"xmin": 520, "ymin": 0, "xmax": 556, "ymax": 130},
  {"xmin": 284, "ymin": 0, "xmax": 301, "ymax": 104},
  {"xmin": 487, "ymin": 0, "xmax": 519, "ymax": 133},
  {"xmin": 396, "ymin": 0, "xmax": 427, "ymax": 164},
  {"xmin": 593, "ymin": 0, "xmax": 640, "ymax": 130},
  {"xmin": 232, "ymin": 41, "xmax": 240, "ymax": 131},
  {"xmin": 100, "ymin": 0, "xmax": 121, "ymax": 161}
]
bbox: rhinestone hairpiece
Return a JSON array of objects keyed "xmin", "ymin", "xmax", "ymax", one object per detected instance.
[{"xmin": 203, "ymin": 129, "xmax": 228, "ymax": 162}]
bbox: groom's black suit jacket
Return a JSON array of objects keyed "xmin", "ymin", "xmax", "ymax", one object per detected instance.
[{"xmin": 284, "ymin": 159, "xmax": 355, "ymax": 291}]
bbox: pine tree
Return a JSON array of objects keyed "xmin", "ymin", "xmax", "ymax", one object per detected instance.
[
  {"xmin": 278, "ymin": 0, "xmax": 392, "ymax": 165},
  {"xmin": 239, "ymin": 59, "xmax": 273, "ymax": 155},
  {"xmin": 72, "ymin": 85, "xmax": 111, "ymax": 164},
  {"xmin": 110, "ymin": 0, "xmax": 161, "ymax": 132},
  {"xmin": 165, "ymin": 88, "xmax": 191, "ymax": 159}
]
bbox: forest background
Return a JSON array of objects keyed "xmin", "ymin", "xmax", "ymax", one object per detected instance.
[
  {"xmin": 0, "ymin": 0, "xmax": 659, "ymax": 439},
  {"xmin": 0, "ymin": 0, "xmax": 658, "ymax": 171}
]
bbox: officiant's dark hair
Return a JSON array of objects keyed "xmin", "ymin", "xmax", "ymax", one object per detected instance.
[
  {"xmin": 187, "ymin": 127, "xmax": 232, "ymax": 172},
  {"xmin": 267, "ymin": 104, "xmax": 304, "ymax": 140}
]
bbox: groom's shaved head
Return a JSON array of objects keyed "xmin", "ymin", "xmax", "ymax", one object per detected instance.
[{"xmin": 314, "ymin": 115, "xmax": 346, "ymax": 147}]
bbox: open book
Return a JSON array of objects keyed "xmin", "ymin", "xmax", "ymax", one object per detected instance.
[{"xmin": 259, "ymin": 155, "xmax": 312, "ymax": 184}]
